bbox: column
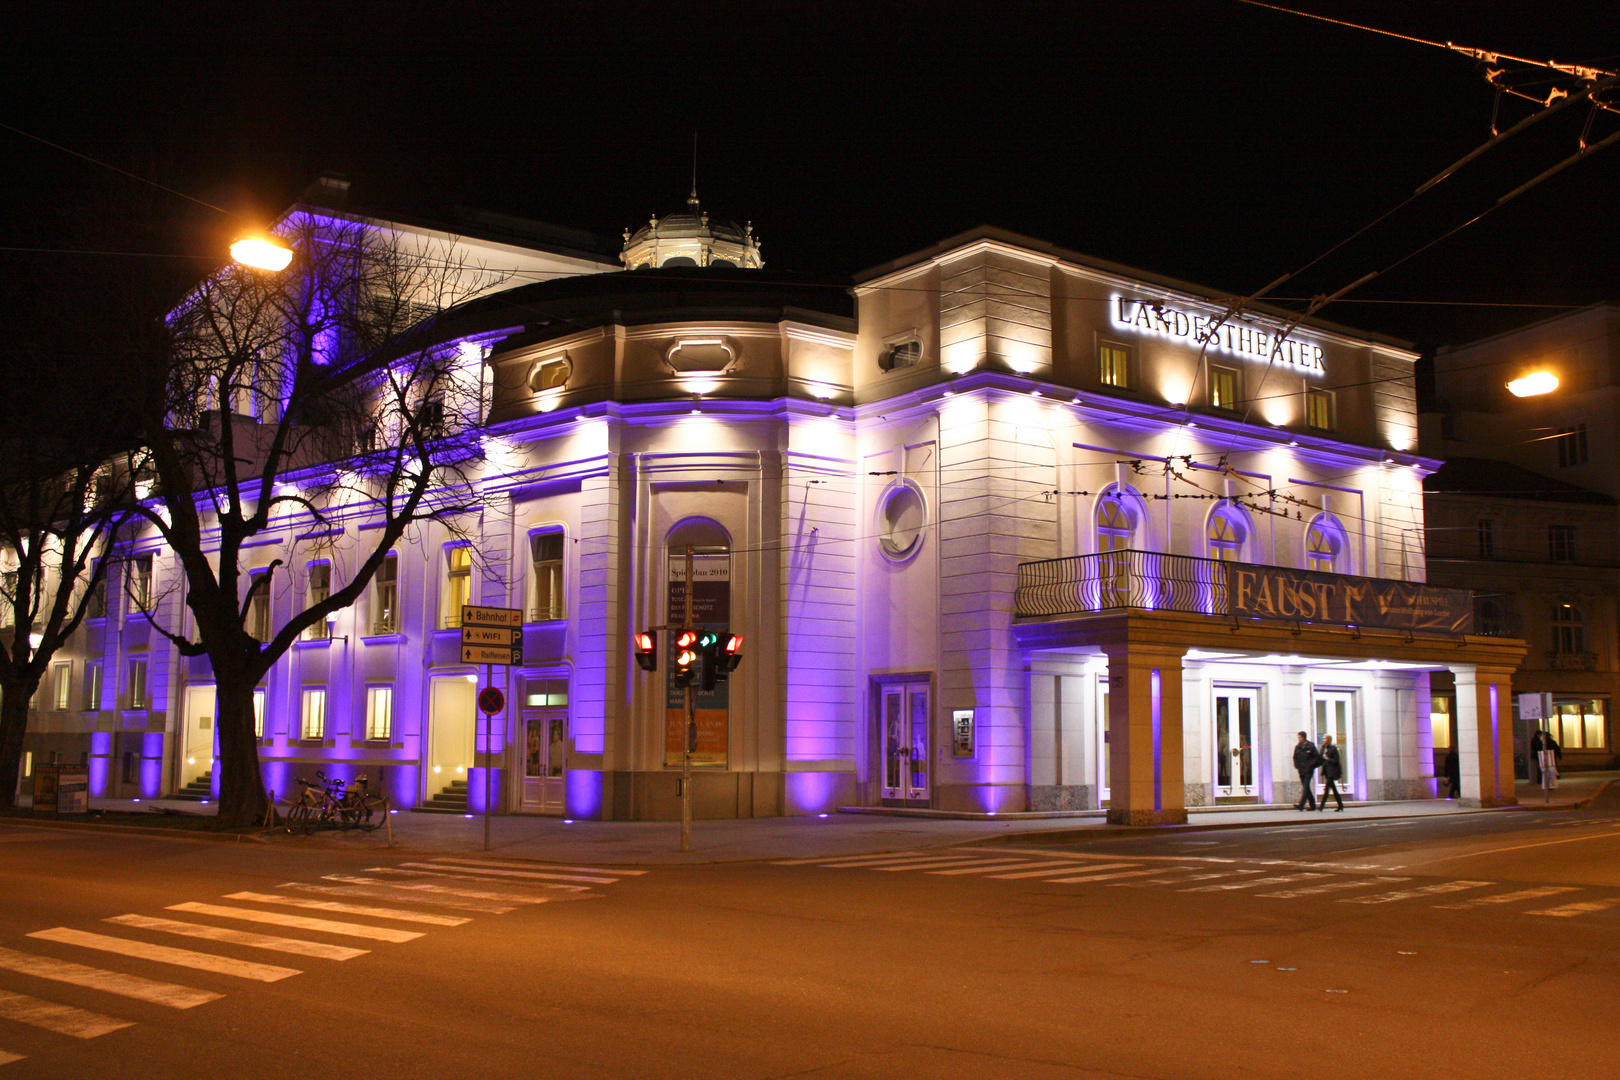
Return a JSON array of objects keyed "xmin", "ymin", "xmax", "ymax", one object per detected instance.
[
  {"xmin": 1452, "ymin": 664, "xmax": 1517, "ymax": 808},
  {"xmin": 1103, "ymin": 643, "xmax": 1186, "ymax": 825}
]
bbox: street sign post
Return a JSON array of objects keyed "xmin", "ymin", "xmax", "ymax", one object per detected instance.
[{"xmin": 462, "ymin": 605, "xmax": 522, "ymax": 850}]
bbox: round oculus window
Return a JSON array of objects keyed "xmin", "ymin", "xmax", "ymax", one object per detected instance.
[{"xmin": 878, "ymin": 483, "xmax": 926, "ymax": 561}]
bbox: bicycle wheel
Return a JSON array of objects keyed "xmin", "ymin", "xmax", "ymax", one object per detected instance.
[
  {"xmin": 358, "ymin": 794, "xmax": 388, "ymax": 831},
  {"xmin": 285, "ymin": 803, "xmax": 311, "ymax": 834}
]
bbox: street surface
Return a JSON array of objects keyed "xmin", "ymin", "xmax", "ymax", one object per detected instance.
[{"xmin": 0, "ymin": 791, "xmax": 1616, "ymax": 1079}]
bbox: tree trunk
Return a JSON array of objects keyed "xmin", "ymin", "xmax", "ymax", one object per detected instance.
[
  {"xmin": 0, "ymin": 673, "xmax": 36, "ymax": 810},
  {"xmin": 213, "ymin": 666, "xmax": 269, "ymax": 829}
]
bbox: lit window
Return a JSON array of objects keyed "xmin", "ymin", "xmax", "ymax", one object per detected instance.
[
  {"xmin": 300, "ymin": 688, "xmax": 326, "ymax": 741},
  {"xmin": 1430, "ymin": 694, "xmax": 1453, "ymax": 750},
  {"xmin": 1306, "ymin": 516, "xmax": 1345, "ymax": 573},
  {"xmin": 52, "ymin": 662, "xmax": 72, "ymax": 711},
  {"xmin": 524, "ymin": 677, "xmax": 569, "ymax": 708},
  {"xmin": 444, "ymin": 546, "xmax": 471, "ymax": 629},
  {"xmin": 83, "ymin": 662, "xmax": 102, "ymax": 711},
  {"xmin": 365, "ymin": 685, "xmax": 393, "ymax": 741},
  {"xmin": 246, "ymin": 572, "xmax": 271, "ymax": 642},
  {"xmin": 371, "ymin": 553, "xmax": 398, "ymax": 635},
  {"xmin": 1207, "ymin": 505, "xmax": 1249, "ymax": 563},
  {"xmin": 130, "ymin": 554, "xmax": 154, "ymax": 613},
  {"xmin": 1548, "ymin": 525, "xmax": 1577, "ymax": 563},
  {"xmin": 1551, "ymin": 603, "xmax": 1584, "ymax": 655},
  {"xmin": 1098, "ymin": 340, "xmax": 1133, "ymax": 389},
  {"xmin": 1477, "ymin": 519, "xmax": 1497, "ymax": 559},
  {"xmin": 878, "ymin": 340, "xmax": 922, "ymax": 372},
  {"xmin": 1095, "ymin": 492, "xmax": 1136, "ymax": 606},
  {"xmin": 253, "ymin": 687, "xmax": 266, "ymax": 739},
  {"xmin": 1210, "ymin": 365, "xmax": 1239, "ymax": 411},
  {"xmin": 305, "ymin": 563, "xmax": 331, "ymax": 640},
  {"xmin": 1548, "ymin": 697, "xmax": 1608, "ymax": 751},
  {"xmin": 531, "ymin": 532, "xmax": 565, "ymax": 622},
  {"xmin": 1305, "ymin": 387, "xmax": 1334, "ymax": 431},
  {"xmin": 128, "ymin": 658, "xmax": 148, "ymax": 710},
  {"xmin": 1555, "ymin": 424, "xmax": 1588, "ymax": 468}
]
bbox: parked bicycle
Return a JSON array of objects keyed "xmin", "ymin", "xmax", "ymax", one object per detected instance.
[{"xmin": 284, "ymin": 771, "xmax": 389, "ymax": 833}]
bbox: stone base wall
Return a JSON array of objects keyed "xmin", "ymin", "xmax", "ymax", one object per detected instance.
[
  {"xmin": 1184, "ymin": 782, "xmax": 1212, "ymax": 807},
  {"xmin": 1027, "ymin": 784, "xmax": 1097, "ymax": 811}
]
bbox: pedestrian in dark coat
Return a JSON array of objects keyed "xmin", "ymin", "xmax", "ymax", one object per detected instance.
[
  {"xmin": 1293, "ymin": 731, "xmax": 1321, "ymax": 811},
  {"xmin": 1444, "ymin": 747, "xmax": 1461, "ymax": 799},
  {"xmin": 1318, "ymin": 735, "xmax": 1345, "ymax": 811}
]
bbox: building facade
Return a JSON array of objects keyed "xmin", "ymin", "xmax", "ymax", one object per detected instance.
[{"xmin": 21, "ymin": 201, "xmax": 1527, "ymax": 820}]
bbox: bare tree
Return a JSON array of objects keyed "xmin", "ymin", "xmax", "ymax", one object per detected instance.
[
  {"xmin": 0, "ymin": 431, "xmax": 133, "ymax": 808},
  {"xmin": 124, "ymin": 211, "xmax": 508, "ymax": 828}
]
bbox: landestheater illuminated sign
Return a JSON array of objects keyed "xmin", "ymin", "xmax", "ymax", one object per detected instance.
[{"xmin": 1111, "ymin": 295, "xmax": 1325, "ymax": 375}]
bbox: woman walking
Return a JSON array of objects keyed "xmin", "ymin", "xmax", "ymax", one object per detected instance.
[{"xmin": 1318, "ymin": 735, "xmax": 1345, "ymax": 812}]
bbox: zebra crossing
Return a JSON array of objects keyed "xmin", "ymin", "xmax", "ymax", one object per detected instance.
[
  {"xmin": 778, "ymin": 847, "xmax": 1619, "ymax": 919},
  {"xmin": 0, "ymin": 855, "xmax": 644, "ymax": 1068}
]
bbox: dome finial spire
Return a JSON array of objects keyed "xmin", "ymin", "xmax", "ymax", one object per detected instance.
[{"xmin": 688, "ymin": 129, "xmax": 700, "ymax": 209}]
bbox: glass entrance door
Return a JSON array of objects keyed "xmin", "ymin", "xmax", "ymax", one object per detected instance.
[
  {"xmin": 1213, "ymin": 688, "xmax": 1258, "ymax": 798},
  {"xmin": 1313, "ymin": 691, "xmax": 1353, "ymax": 799},
  {"xmin": 879, "ymin": 682, "xmax": 930, "ymax": 804},
  {"xmin": 521, "ymin": 711, "xmax": 566, "ymax": 813}
]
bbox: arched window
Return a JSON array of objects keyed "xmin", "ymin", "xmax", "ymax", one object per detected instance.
[
  {"xmin": 1095, "ymin": 489, "xmax": 1140, "ymax": 608},
  {"xmin": 1207, "ymin": 503, "xmax": 1250, "ymax": 563},
  {"xmin": 1305, "ymin": 514, "xmax": 1347, "ymax": 573},
  {"xmin": 1095, "ymin": 492, "xmax": 1137, "ymax": 553},
  {"xmin": 1551, "ymin": 603, "xmax": 1585, "ymax": 655}
]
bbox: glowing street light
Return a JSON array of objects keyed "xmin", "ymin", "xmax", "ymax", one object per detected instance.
[
  {"xmin": 1506, "ymin": 371, "xmax": 1558, "ymax": 397},
  {"xmin": 229, "ymin": 235, "xmax": 293, "ymax": 272}
]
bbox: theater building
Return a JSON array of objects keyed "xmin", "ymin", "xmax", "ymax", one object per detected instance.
[{"xmin": 27, "ymin": 194, "xmax": 1526, "ymax": 821}]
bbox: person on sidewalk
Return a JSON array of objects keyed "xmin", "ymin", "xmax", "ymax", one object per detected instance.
[
  {"xmin": 1293, "ymin": 731, "xmax": 1321, "ymax": 811},
  {"xmin": 1318, "ymin": 735, "xmax": 1345, "ymax": 811}
]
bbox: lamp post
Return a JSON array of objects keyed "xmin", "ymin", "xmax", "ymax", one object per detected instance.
[{"xmin": 229, "ymin": 235, "xmax": 293, "ymax": 272}]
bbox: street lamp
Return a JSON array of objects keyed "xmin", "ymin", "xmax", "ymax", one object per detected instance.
[
  {"xmin": 1506, "ymin": 371, "xmax": 1558, "ymax": 397},
  {"xmin": 230, "ymin": 235, "xmax": 293, "ymax": 272}
]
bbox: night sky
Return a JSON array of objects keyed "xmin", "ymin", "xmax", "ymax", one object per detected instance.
[{"xmin": 5, "ymin": 1, "xmax": 1617, "ymax": 365}]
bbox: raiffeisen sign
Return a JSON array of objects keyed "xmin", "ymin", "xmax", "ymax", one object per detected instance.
[{"xmin": 1111, "ymin": 295, "xmax": 1325, "ymax": 375}]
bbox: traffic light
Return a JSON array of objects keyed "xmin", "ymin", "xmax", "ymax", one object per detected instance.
[
  {"xmin": 673, "ymin": 630, "xmax": 699, "ymax": 686},
  {"xmin": 722, "ymin": 633, "xmax": 743, "ymax": 672},
  {"xmin": 698, "ymin": 630, "xmax": 721, "ymax": 691},
  {"xmin": 633, "ymin": 631, "xmax": 658, "ymax": 672}
]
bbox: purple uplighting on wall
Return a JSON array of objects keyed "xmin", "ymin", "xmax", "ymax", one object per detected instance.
[{"xmin": 565, "ymin": 769, "xmax": 602, "ymax": 819}]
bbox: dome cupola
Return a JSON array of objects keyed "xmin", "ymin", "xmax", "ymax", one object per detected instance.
[{"xmin": 621, "ymin": 188, "xmax": 763, "ymax": 270}]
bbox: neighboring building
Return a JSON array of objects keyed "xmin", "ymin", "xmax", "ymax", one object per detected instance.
[
  {"xmin": 1424, "ymin": 305, "xmax": 1620, "ymax": 771},
  {"xmin": 19, "ymin": 194, "xmax": 1528, "ymax": 820}
]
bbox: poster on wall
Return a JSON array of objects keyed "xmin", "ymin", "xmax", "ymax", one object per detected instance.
[
  {"xmin": 665, "ymin": 550, "xmax": 730, "ymax": 768},
  {"xmin": 55, "ymin": 767, "xmax": 89, "ymax": 814},
  {"xmin": 31, "ymin": 766, "xmax": 58, "ymax": 813}
]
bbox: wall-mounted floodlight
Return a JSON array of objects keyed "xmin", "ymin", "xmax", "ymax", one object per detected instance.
[
  {"xmin": 230, "ymin": 236, "xmax": 293, "ymax": 271},
  {"xmin": 1506, "ymin": 371, "xmax": 1558, "ymax": 397}
]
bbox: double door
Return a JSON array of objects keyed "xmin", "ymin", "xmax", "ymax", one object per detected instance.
[
  {"xmin": 1213, "ymin": 688, "xmax": 1258, "ymax": 799},
  {"xmin": 521, "ymin": 711, "xmax": 566, "ymax": 814},
  {"xmin": 879, "ymin": 682, "xmax": 930, "ymax": 804},
  {"xmin": 1313, "ymin": 691, "xmax": 1353, "ymax": 798}
]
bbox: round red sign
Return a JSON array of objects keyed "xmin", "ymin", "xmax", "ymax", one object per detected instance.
[{"xmin": 477, "ymin": 687, "xmax": 506, "ymax": 715}]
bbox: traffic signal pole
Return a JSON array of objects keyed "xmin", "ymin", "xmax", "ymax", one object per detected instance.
[{"xmin": 680, "ymin": 544, "xmax": 695, "ymax": 854}]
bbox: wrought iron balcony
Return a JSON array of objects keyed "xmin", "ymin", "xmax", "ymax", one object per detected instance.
[{"xmin": 1015, "ymin": 549, "xmax": 1492, "ymax": 636}]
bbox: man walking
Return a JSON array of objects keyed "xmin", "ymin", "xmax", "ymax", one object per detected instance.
[{"xmin": 1293, "ymin": 730, "xmax": 1321, "ymax": 811}]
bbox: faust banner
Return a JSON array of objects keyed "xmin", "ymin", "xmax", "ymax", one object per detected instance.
[{"xmin": 1228, "ymin": 565, "xmax": 1474, "ymax": 634}]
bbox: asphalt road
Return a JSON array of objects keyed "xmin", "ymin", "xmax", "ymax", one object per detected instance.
[{"xmin": 0, "ymin": 795, "xmax": 1615, "ymax": 1079}]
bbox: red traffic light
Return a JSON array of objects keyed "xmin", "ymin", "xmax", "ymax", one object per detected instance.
[
  {"xmin": 723, "ymin": 633, "xmax": 744, "ymax": 671},
  {"xmin": 633, "ymin": 631, "xmax": 657, "ymax": 672},
  {"xmin": 675, "ymin": 630, "xmax": 698, "ymax": 649}
]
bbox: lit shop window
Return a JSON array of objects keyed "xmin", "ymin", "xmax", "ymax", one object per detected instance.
[
  {"xmin": 1430, "ymin": 694, "xmax": 1453, "ymax": 750},
  {"xmin": 1547, "ymin": 697, "xmax": 1608, "ymax": 751}
]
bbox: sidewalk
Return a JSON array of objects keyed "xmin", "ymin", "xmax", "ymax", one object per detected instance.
[{"xmin": 26, "ymin": 771, "xmax": 1609, "ymax": 866}]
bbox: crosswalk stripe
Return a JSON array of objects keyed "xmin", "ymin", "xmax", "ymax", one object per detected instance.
[
  {"xmin": 1435, "ymin": 886, "xmax": 1579, "ymax": 910},
  {"xmin": 818, "ymin": 854, "xmax": 985, "ymax": 869},
  {"xmin": 225, "ymin": 892, "xmax": 470, "ymax": 927},
  {"xmin": 1527, "ymin": 896, "xmax": 1620, "ymax": 918},
  {"xmin": 927, "ymin": 860, "xmax": 1068, "ymax": 876},
  {"xmin": 431, "ymin": 858, "xmax": 646, "ymax": 876},
  {"xmin": 0, "ymin": 1051, "xmax": 20, "ymax": 1065},
  {"xmin": 990, "ymin": 862, "xmax": 1138, "ymax": 880},
  {"xmin": 1143, "ymin": 870, "xmax": 1258, "ymax": 885},
  {"xmin": 320, "ymin": 875, "xmax": 554, "ymax": 904},
  {"xmin": 0, "ymin": 988, "xmax": 132, "ymax": 1038},
  {"xmin": 28, "ymin": 928, "xmax": 301, "ymax": 983},
  {"xmin": 1340, "ymin": 881, "xmax": 1492, "ymax": 905},
  {"xmin": 168, "ymin": 903, "xmax": 422, "ymax": 943},
  {"xmin": 105, "ymin": 915, "xmax": 369, "ymax": 961},
  {"xmin": 1049, "ymin": 867, "xmax": 1193, "ymax": 885},
  {"xmin": 1181, "ymin": 872, "xmax": 1328, "ymax": 893},
  {"xmin": 0, "ymin": 945, "xmax": 221, "ymax": 1009},
  {"xmin": 397, "ymin": 862, "xmax": 617, "ymax": 885},
  {"xmin": 365, "ymin": 867, "xmax": 590, "ymax": 891},
  {"xmin": 275, "ymin": 882, "xmax": 514, "ymax": 914},
  {"xmin": 1260, "ymin": 877, "xmax": 1408, "ymax": 899},
  {"xmin": 872, "ymin": 858, "xmax": 1011, "ymax": 872}
]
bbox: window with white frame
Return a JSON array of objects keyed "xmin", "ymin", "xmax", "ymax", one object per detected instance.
[
  {"xmin": 444, "ymin": 546, "xmax": 471, "ymax": 628},
  {"xmin": 52, "ymin": 662, "xmax": 72, "ymax": 711},
  {"xmin": 365, "ymin": 685, "xmax": 393, "ymax": 742},
  {"xmin": 128, "ymin": 658, "xmax": 148, "ymax": 710},
  {"xmin": 300, "ymin": 688, "xmax": 326, "ymax": 741},
  {"xmin": 1551, "ymin": 603, "xmax": 1585, "ymax": 655},
  {"xmin": 130, "ymin": 554, "xmax": 153, "ymax": 613},
  {"xmin": 531, "ymin": 531, "xmax": 564, "ymax": 621},
  {"xmin": 246, "ymin": 571, "xmax": 271, "ymax": 642},
  {"xmin": 83, "ymin": 661, "xmax": 102, "ymax": 711},
  {"xmin": 1206, "ymin": 503, "xmax": 1250, "ymax": 563},
  {"xmin": 253, "ymin": 687, "xmax": 266, "ymax": 739},
  {"xmin": 1306, "ymin": 515, "xmax": 1346, "ymax": 573},
  {"xmin": 1547, "ymin": 697, "xmax": 1608, "ymax": 750},
  {"xmin": 371, "ymin": 553, "xmax": 398, "ymax": 635},
  {"xmin": 305, "ymin": 562, "xmax": 331, "ymax": 640}
]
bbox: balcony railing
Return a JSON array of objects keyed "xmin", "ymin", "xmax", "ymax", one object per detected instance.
[{"xmin": 1016, "ymin": 550, "xmax": 1492, "ymax": 636}]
